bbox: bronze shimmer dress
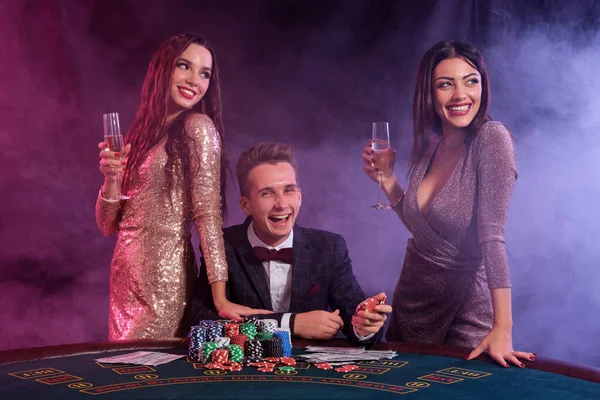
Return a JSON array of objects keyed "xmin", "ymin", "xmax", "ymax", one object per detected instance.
[
  {"xmin": 387, "ymin": 121, "xmax": 516, "ymax": 348},
  {"xmin": 96, "ymin": 113, "xmax": 227, "ymax": 340}
]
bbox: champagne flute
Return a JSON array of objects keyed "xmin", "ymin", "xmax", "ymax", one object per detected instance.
[
  {"xmin": 103, "ymin": 112, "xmax": 129, "ymax": 200},
  {"xmin": 371, "ymin": 122, "xmax": 391, "ymax": 210}
]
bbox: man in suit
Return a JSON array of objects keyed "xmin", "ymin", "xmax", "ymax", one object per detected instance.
[{"xmin": 187, "ymin": 142, "xmax": 391, "ymax": 342}]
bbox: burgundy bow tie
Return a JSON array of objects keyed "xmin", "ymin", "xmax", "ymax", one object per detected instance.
[{"xmin": 252, "ymin": 246, "xmax": 294, "ymax": 264}]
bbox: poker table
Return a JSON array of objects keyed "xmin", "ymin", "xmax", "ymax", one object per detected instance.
[{"xmin": 1, "ymin": 338, "xmax": 598, "ymax": 399}]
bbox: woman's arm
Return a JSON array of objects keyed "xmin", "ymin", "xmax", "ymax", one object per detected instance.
[
  {"xmin": 467, "ymin": 122, "xmax": 534, "ymax": 366},
  {"xmin": 95, "ymin": 142, "xmax": 129, "ymax": 236}
]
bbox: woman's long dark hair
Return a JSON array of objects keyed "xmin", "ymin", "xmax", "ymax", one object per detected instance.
[
  {"xmin": 409, "ymin": 40, "xmax": 491, "ymax": 177},
  {"xmin": 122, "ymin": 33, "xmax": 228, "ymax": 215}
]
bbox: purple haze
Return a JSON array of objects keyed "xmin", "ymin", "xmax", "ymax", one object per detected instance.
[{"xmin": 0, "ymin": 0, "xmax": 598, "ymax": 367}]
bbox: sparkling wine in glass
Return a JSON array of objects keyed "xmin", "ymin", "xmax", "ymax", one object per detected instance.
[
  {"xmin": 371, "ymin": 122, "xmax": 391, "ymax": 210},
  {"xmin": 103, "ymin": 112, "xmax": 129, "ymax": 200}
]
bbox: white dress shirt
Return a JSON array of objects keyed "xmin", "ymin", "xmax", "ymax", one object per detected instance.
[
  {"xmin": 247, "ymin": 222, "xmax": 374, "ymax": 341},
  {"xmin": 247, "ymin": 222, "xmax": 294, "ymax": 329}
]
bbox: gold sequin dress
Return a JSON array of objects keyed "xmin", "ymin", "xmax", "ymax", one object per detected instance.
[{"xmin": 96, "ymin": 113, "xmax": 227, "ymax": 340}]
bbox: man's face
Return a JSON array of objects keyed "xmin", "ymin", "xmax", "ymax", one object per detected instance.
[{"xmin": 240, "ymin": 162, "xmax": 301, "ymax": 247}]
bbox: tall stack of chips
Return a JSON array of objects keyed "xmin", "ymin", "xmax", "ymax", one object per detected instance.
[
  {"xmin": 245, "ymin": 340, "xmax": 264, "ymax": 362},
  {"xmin": 240, "ymin": 323, "xmax": 257, "ymax": 340},
  {"xmin": 188, "ymin": 325, "xmax": 207, "ymax": 361},
  {"xmin": 227, "ymin": 344, "xmax": 245, "ymax": 362},
  {"xmin": 230, "ymin": 334, "xmax": 248, "ymax": 352},
  {"xmin": 273, "ymin": 329, "xmax": 292, "ymax": 357},
  {"xmin": 224, "ymin": 323, "xmax": 239, "ymax": 338},
  {"xmin": 263, "ymin": 337, "xmax": 284, "ymax": 358},
  {"xmin": 206, "ymin": 321, "xmax": 224, "ymax": 341},
  {"xmin": 201, "ymin": 342, "xmax": 219, "ymax": 363}
]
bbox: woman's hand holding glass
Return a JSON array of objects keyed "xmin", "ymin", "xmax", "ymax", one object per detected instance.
[
  {"xmin": 362, "ymin": 140, "xmax": 396, "ymax": 182},
  {"xmin": 98, "ymin": 142, "xmax": 131, "ymax": 200}
]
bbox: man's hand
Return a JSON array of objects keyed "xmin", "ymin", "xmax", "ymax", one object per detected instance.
[
  {"xmin": 294, "ymin": 309, "xmax": 344, "ymax": 340},
  {"xmin": 352, "ymin": 292, "xmax": 392, "ymax": 336}
]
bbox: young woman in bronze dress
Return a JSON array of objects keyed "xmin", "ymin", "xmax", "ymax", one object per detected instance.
[
  {"xmin": 96, "ymin": 34, "xmax": 269, "ymax": 340},
  {"xmin": 362, "ymin": 40, "xmax": 535, "ymax": 367}
]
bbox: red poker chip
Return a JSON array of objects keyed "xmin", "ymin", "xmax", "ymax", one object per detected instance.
[
  {"xmin": 222, "ymin": 365, "xmax": 243, "ymax": 372},
  {"xmin": 250, "ymin": 362, "xmax": 274, "ymax": 368},
  {"xmin": 265, "ymin": 357, "xmax": 280, "ymax": 363},
  {"xmin": 222, "ymin": 361, "xmax": 242, "ymax": 367},
  {"xmin": 335, "ymin": 366, "xmax": 354, "ymax": 373},
  {"xmin": 315, "ymin": 362, "xmax": 333, "ymax": 370},
  {"xmin": 279, "ymin": 357, "xmax": 296, "ymax": 366},
  {"xmin": 205, "ymin": 363, "xmax": 223, "ymax": 370},
  {"xmin": 257, "ymin": 367, "xmax": 274, "ymax": 373},
  {"xmin": 357, "ymin": 298, "xmax": 378, "ymax": 312},
  {"xmin": 344, "ymin": 364, "xmax": 359, "ymax": 371}
]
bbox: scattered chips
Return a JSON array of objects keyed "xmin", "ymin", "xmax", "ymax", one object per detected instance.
[{"xmin": 315, "ymin": 362, "xmax": 333, "ymax": 370}]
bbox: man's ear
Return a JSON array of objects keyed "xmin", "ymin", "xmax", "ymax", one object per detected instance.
[
  {"xmin": 240, "ymin": 196, "xmax": 252, "ymax": 216},
  {"xmin": 297, "ymin": 187, "xmax": 302, "ymax": 208}
]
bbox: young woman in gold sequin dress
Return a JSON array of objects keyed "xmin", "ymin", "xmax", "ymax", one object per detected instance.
[{"xmin": 96, "ymin": 34, "xmax": 270, "ymax": 340}]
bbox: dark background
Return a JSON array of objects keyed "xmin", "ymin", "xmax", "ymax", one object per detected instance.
[{"xmin": 1, "ymin": 0, "xmax": 599, "ymax": 367}]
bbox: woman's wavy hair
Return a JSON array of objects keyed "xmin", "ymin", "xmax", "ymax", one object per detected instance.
[
  {"xmin": 409, "ymin": 40, "xmax": 491, "ymax": 176},
  {"xmin": 122, "ymin": 33, "xmax": 228, "ymax": 214}
]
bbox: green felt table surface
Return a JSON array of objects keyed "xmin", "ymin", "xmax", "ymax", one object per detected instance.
[{"xmin": 0, "ymin": 339, "xmax": 598, "ymax": 399}]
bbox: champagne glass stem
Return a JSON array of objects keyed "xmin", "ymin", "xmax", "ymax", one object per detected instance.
[{"xmin": 378, "ymin": 172, "xmax": 384, "ymax": 205}]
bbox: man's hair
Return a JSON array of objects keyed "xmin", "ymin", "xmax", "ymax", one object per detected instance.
[{"xmin": 236, "ymin": 142, "xmax": 299, "ymax": 197}]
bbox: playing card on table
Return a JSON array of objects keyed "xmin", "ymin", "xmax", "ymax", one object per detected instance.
[
  {"xmin": 304, "ymin": 346, "xmax": 365, "ymax": 354},
  {"xmin": 94, "ymin": 351, "xmax": 185, "ymax": 366}
]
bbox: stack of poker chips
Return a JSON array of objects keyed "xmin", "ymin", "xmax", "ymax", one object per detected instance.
[
  {"xmin": 188, "ymin": 319, "xmax": 291, "ymax": 363},
  {"xmin": 211, "ymin": 348, "xmax": 229, "ymax": 364},
  {"xmin": 256, "ymin": 331, "xmax": 273, "ymax": 341},
  {"xmin": 224, "ymin": 322, "xmax": 240, "ymax": 338},
  {"xmin": 245, "ymin": 339, "xmax": 264, "ymax": 362},
  {"xmin": 201, "ymin": 342, "xmax": 219, "ymax": 363},
  {"xmin": 188, "ymin": 325, "xmax": 207, "ymax": 361},
  {"xmin": 240, "ymin": 323, "xmax": 257, "ymax": 340},
  {"xmin": 206, "ymin": 321, "xmax": 224, "ymax": 341},
  {"xmin": 258, "ymin": 319, "xmax": 278, "ymax": 334},
  {"xmin": 227, "ymin": 344, "xmax": 245, "ymax": 362},
  {"xmin": 230, "ymin": 334, "xmax": 248, "ymax": 352},
  {"xmin": 263, "ymin": 337, "xmax": 284, "ymax": 358},
  {"xmin": 213, "ymin": 336, "xmax": 231, "ymax": 349},
  {"xmin": 273, "ymin": 329, "xmax": 292, "ymax": 357}
]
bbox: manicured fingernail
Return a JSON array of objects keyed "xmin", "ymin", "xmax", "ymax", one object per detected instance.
[
  {"xmin": 114, "ymin": 152, "xmax": 120, "ymax": 157},
  {"xmin": 519, "ymin": 363, "xmax": 525, "ymax": 368},
  {"xmin": 464, "ymin": 356, "xmax": 469, "ymax": 360},
  {"xmin": 121, "ymin": 161, "xmax": 126, "ymax": 165},
  {"xmin": 504, "ymin": 364, "xmax": 509, "ymax": 368},
  {"xmin": 529, "ymin": 356, "xmax": 535, "ymax": 361}
]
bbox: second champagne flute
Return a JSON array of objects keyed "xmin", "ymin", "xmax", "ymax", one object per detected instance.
[
  {"xmin": 371, "ymin": 121, "xmax": 391, "ymax": 210},
  {"xmin": 103, "ymin": 112, "xmax": 129, "ymax": 200}
]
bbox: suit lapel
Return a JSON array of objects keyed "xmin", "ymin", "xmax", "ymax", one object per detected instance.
[
  {"xmin": 235, "ymin": 224, "xmax": 273, "ymax": 310},
  {"xmin": 290, "ymin": 226, "xmax": 313, "ymax": 312}
]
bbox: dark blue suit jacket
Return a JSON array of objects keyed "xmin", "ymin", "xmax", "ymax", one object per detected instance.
[{"xmin": 185, "ymin": 219, "xmax": 381, "ymax": 343}]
